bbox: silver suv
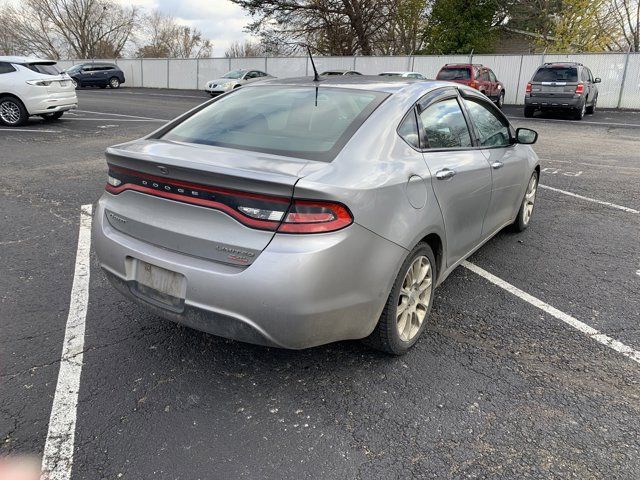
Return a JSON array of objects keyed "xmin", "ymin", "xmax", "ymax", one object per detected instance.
[{"xmin": 524, "ymin": 62, "xmax": 600, "ymax": 120}]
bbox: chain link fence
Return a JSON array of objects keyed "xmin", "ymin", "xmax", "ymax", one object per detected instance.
[{"xmin": 56, "ymin": 53, "xmax": 640, "ymax": 109}]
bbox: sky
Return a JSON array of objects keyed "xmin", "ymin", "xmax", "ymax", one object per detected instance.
[{"xmin": 0, "ymin": 0, "xmax": 255, "ymax": 56}]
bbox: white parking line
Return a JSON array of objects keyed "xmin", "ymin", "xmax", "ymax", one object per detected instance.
[
  {"xmin": 540, "ymin": 184, "xmax": 638, "ymax": 214},
  {"xmin": 64, "ymin": 118, "xmax": 165, "ymax": 122},
  {"xmin": 41, "ymin": 204, "xmax": 92, "ymax": 480},
  {"xmin": 75, "ymin": 109, "xmax": 169, "ymax": 121},
  {"xmin": 0, "ymin": 128, "xmax": 60, "ymax": 133},
  {"xmin": 462, "ymin": 261, "xmax": 640, "ymax": 366},
  {"xmin": 542, "ymin": 159, "xmax": 640, "ymax": 172},
  {"xmin": 81, "ymin": 90, "xmax": 206, "ymax": 99},
  {"xmin": 507, "ymin": 116, "xmax": 640, "ymax": 128}
]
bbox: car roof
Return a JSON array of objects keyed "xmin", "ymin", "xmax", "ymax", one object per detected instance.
[
  {"xmin": 251, "ymin": 75, "xmax": 446, "ymax": 94},
  {"xmin": 0, "ymin": 56, "xmax": 56, "ymax": 64},
  {"xmin": 442, "ymin": 63, "xmax": 483, "ymax": 68},
  {"xmin": 541, "ymin": 62, "xmax": 582, "ymax": 67}
]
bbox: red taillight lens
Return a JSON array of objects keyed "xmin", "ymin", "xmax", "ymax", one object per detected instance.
[
  {"xmin": 525, "ymin": 83, "xmax": 532, "ymax": 93},
  {"xmin": 469, "ymin": 81, "xmax": 478, "ymax": 89},
  {"xmin": 575, "ymin": 83, "xmax": 584, "ymax": 94},
  {"xmin": 277, "ymin": 200, "xmax": 353, "ymax": 234}
]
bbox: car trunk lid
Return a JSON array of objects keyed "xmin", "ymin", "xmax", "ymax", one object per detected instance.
[{"xmin": 103, "ymin": 139, "xmax": 320, "ymax": 266}]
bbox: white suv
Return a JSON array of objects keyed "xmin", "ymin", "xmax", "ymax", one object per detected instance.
[{"xmin": 0, "ymin": 56, "xmax": 78, "ymax": 127}]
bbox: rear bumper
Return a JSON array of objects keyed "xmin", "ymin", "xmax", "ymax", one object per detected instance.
[
  {"xmin": 26, "ymin": 92, "xmax": 78, "ymax": 115},
  {"xmin": 525, "ymin": 95, "xmax": 582, "ymax": 109},
  {"xmin": 92, "ymin": 196, "xmax": 407, "ymax": 349}
]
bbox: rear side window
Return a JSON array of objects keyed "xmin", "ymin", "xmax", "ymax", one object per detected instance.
[
  {"xmin": 0, "ymin": 62, "xmax": 16, "ymax": 74},
  {"xmin": 398, "ymin": 111, "xmax": 420, "ymax": 149},
  {"xmin": 463, "ymin": 99, "xmax": 511, "ymax": 147},
  {"xmin": 437, "ymin": 68, "xmax": 471, "ymax": 81},
  {"xmin": 533, "ymin": 67, "xmax": 578, "ymax": 82},
  {"xmin": 23, "ymin": 63, "xmax": 60, "ymax": 75},
  {"xmin": 418, "ymin": 98, "xmax": 472, "ymax": 149},
  {"xmin": 161, "ymin": 86, "xmax": 388, "ymax": 162}
]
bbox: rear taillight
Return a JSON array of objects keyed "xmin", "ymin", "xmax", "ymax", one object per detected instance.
[
  {"xmin": 277, "ymin": 200, "xmax": 353, "ymax": 234},
  {"xmin": 105, "ymin": 167, "xmax": 353, "ymax": 234},
  {"xmin": 575, "ymin": 83, "xmax": 584, "ymax": 94},
  {"xmin": 469, "ymin": 81, "xmax": 478, "ymax": 89},
  {"xmin": 525, "ymin": 83, "xmax": 532, "ymax": 93}
]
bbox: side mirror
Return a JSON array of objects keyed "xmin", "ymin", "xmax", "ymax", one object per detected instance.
[
  {"xmin": 594, "ymin": 77, "xmax": 601, "ymax": 83},
  {"xmin": 516, "ymin": 127, "xmax": 537, "ymax": 145}
]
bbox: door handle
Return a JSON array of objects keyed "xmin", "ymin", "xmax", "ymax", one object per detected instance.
[
  {"xmin": 435, "ymin": 168, "xmax": 456, "ymax": 180},
  {"xmin": 491, "ymin": 161, "xmax": 504, "ymax": 169}
]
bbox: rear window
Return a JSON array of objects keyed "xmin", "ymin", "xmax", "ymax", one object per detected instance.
[
  {"xmin": 161, "ymin": 86, "xmax": 387, "ymax": 162},
  {"xmin": 533, "ymin": 67, "xmax": 578, "ymax": 82},
  {"xmin": 437, "ymin": 68, "xmax": 471, "ymax": 80},
  {"xmin": 22, "ymin": 63, "xmax": 60, "ymax": 75}
]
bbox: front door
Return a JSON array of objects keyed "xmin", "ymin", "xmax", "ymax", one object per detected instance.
[
  {"xmin": 417, "ymin": 91, "xmax": 492, "ymax": 267},
  {"xmin": 461, "ymin": 95, "xmax": 528, "ymax": 235}
]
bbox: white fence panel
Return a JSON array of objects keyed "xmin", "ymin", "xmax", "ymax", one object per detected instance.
[
  {"xmin": 197, "ymin": 58, "xmax": 232, "ymax": 89},
  {"xmin": 620, "ymin": 54, "xmax": 640, "ymax": 109},
  {"xmin": 473, "ymin": 55, "xmax": 521, "ymax": 104},
  {"xmin": 115, "ymin": 59, "xmax": 143, "ymax": 87},
  {"xmin": 169, "ymin": 59, "xmax": 198, "ymax": 89},
  {"xmin": 56, "ymin": 60, "xmax": 74, "ymax": 71},
  {"xmin": 312, "ymin": 56, "xmax": 354, "ymax": 74},
  {"xmin": 142, "ymin": 59, "xmax": 169, "ymax": 88},
  {"xmin": 230, "ymin": 57, "xmax": 266, "ymax": 72},
  {"xmin": 356, "ymin": 56, "xmax": 410, "ymax": 74},
  {"xmin": 266, "ymin": 57, "xmax": 307, "ymax": 78}
]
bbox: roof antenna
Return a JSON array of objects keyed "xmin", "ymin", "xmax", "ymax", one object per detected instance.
[{"xmin": 301, "ymin": 43, "xmax": 320, "ymax": 82}]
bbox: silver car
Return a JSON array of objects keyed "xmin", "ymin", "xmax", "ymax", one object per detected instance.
[
  {"xmin": 93, "ymin": 77, "xmax": 539, "ymax": 354},
  {"xmin": 204, "ymin": 69, "xmax": 273, "ymax": 96}
]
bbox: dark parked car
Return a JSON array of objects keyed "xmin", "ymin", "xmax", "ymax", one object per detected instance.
[
  {"xmin": 436, "ymin": 64, "xmax": 505, "ymax": 108},
  {"xmin": 65, "ymin": 63, "xmax": 125, "ymax": 89},
  {"xmin": 524, "ymin": 62, "xmax": 600, "ymax": 120}
]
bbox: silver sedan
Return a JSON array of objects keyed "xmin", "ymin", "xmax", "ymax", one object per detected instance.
[
  {"xmin": 204, "ymin": 69, "xmax": 274, "ymax": 96},
  {"xmin": 94, "ymin": 76, "xmax": 539, "ymax": 355}
]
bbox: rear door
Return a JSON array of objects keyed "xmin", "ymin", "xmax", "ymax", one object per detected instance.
[
  {"xmin": 461, "ymin": 92, "xmax": 527, "ymax": 235},
  {"xmin": 530, "ymin": 65, "xmax": 579, "ymax": 102},
  {"xmin": 417, "ymin": 89, "xmax": 492, "ymax": 266}
]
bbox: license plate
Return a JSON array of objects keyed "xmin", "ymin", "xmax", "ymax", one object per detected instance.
[
  {"xmin": 131, "ymin": 259, "xmax": 186, "ymax": 310},
  {"xmin": 59, "ymin": 80, "xmax": 68, "ymax": 87}
]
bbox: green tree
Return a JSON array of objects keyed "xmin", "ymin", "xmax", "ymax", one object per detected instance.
[{"xmin": 423, "ymin": 0, "xmax": 504, "ymax": 54}]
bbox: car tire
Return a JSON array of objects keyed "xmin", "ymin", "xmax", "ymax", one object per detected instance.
[
  {"xmin": 524, "ymin": 106, "xmax": 535, "ymax": 118},
  {"xmin": 572, "ymin": 102, "xmax": 586, "ymax": 120},
  {"xmin": 496, "ymin": 91, "xmax": 505, "ymax": 109},
  {"xmin": 108, "ymin": 77, "xmax": 121, "ymax": 89},
  {"xmin": 512, "ymin": 171, "xmax": 538, "ymax": 232},
  {"xmin": 364, "ymin": 242, "xmax": 436, "ymax": 355},
  {"xmin": 586, "ymin": 96, "xmax": 597, "ymax": 114},
  {"xmin": 71, "ymin": 78, "xmax": 79, "ymax": 89},
  {"xmin": 40, "ymin": 112, "xmax": 64, "ymax": 121},
  {"xmin": 0, "ymin": 96, "xmax": 29, "ymax": 127}
]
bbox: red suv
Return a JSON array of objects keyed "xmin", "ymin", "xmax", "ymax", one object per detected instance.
[{"xmin": 436, "ymin": 64, "xmax": 505, "ymax": 108}]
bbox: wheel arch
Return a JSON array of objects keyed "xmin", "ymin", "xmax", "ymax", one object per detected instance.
[{"xmin": 419, "ymin": 232, "xmax": 444, "ymax": 282}]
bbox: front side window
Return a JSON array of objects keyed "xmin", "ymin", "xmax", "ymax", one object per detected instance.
[
  {"xmin": 533, "ymin": 67, "xmax": 578, "ymax": 82},
  {"xmin": 489, "ymin": 70, "xmax": 497, "ymax": 82},
  {"xmin": 418, "ymin": 98, "xmax": 472, "ymax": 149},
  {"xmin": 161, "ymin": 86, "xmax": 387, "ymax": 162},
  {"xmin": 0, "ymin": 62, "xmax": 16, "ymax": 74},
  {"xmin": 463, "ymin": 99, "xmax": 511, "ymax": 147}
]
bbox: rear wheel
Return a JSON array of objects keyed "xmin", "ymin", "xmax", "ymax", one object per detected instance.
[
  {"xmin": 71, "ymin": 78, "xmax": 79, "ymax": 89},
  {"xmin": 524, "ymin": 106, "xmax": 535, "ymax": 118},
  {"xmin": 512, "ymin": 171, "xmax": 538, "ymax": 232},
  {"xmin": 496, "ymin": 90, "xmax": 505, "ymax": 109},
  {"xmin": 364, "ymin": 242, "xmax": 436, "ymax": 355},
  {"xmin": 0, "ymin": 96, "xmax": 29, "ymax": 127},
  {"xmin": 108, "ymin": 77, "xmax": 120, "ymax": 89},
  {"xmin": 572, "ymin": 102, "xmax": 586, "ymax": 120},
  {"xmin": 40, "ymin": 111, "xmax": 64, "ymax": 121}
]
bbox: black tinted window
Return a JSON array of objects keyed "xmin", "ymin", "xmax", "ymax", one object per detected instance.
[
  {"xmin": 488, "ymin": 70, "xmax": 496, "ymax": 82},
  {"xmin": 419, "ymin": 98, "xmax": 472, "ymax": 149},
  {"xmin": 437, "ymin": 68, "xmax": 470, "ymax": 80},
  {"xmin": 23, "ymin": 63, "xmax": 60, "ymax": 75},
  {"xmin": 533, "ymin": 67, "xmax": 578, "ymax": 82},
  {"xmin": 0, "ymin": 62, "xmax": 16, "ymax": 74},
  {"xmin": 463, "ymin": 99, "xmax": 510, "ymax": 147},
  {"xmin": 398, "ymin": 111, "xmax": 420, "ymax": 148},
  {"xmin": 161, "ymin": 86, "xmax": 387, "ymax": 162}
]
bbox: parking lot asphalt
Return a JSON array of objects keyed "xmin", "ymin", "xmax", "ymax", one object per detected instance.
[{"xmin": 1, "ymin": 88, "xmax": 639, "ymax": 479}]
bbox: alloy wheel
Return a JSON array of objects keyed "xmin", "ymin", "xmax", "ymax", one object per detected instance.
[
  {"xmin": 522, "ymin": 174, "xmax": 538, "ymax": 225},
  {"xmin": 110, "ymin": 78, "xmax": 120, "ymax": 88},
  {"xmin": 396, "ymin": 255, "xmax": 433, "ymax": 342},
  {"xmin": 0, "ymin": 100, "xmax": 21, "ymax": 125}
]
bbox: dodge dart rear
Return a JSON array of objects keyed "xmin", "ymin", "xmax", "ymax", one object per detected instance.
[{"xmin": 93, "ymin": 76, "xmax": 539, "ymax": 354}]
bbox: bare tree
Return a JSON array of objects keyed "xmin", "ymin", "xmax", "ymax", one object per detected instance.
[
  {"xmin": 608, "ymin": 0, "xmax": 640, "ymax": 51},
  {"xmin": 136, "ymin": 10, "xmax": 213, "ymax": 58},
  {"xmin": 225, "ymin": 40, "xmax": 266, "ymax": 57}
]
